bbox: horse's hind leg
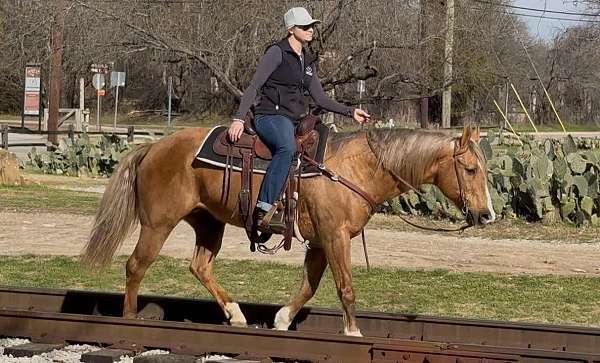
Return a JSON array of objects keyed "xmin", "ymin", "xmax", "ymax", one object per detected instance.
[
  {"xmin": 274, "ymin": 246, "xmax": 328, "ymax": 330},
  {"xmin": 186, "ymin": 209, "xmax": 247, "ymax": 327},
  {"xmin": 124, "ymin": 224, "xmax": 173, "ymax": 318}
]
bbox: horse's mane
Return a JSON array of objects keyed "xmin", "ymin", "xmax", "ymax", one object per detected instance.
[
  {"xmin": 327, "ymin": 131, "xmax": 360, "ymax": 155},
  {"xmin": 327, "ymin": 128, "xmax": 485, "ymax": 185},
  {"xmin": 369, "ymin": 128, "xmax": 489, "ymax": 186},
  {"xmin": 365, "ymin": 128, "xmax": 454, "ymax": 185}
]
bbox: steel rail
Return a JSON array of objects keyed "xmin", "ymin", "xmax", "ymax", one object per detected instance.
[{"xmin": 1, "ymin": 286, "xmax": 600, "ymax": 362}]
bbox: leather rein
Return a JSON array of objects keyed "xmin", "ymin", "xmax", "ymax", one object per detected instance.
[
  {"xmin": 298, "ymin": 133, "xmax": 475, "ymax": 270},
  {"xmin": 385, "ymin": 140, "xmax": 473, "ymax": 233},
  {"xmin": 304, "ymin": 133, "xmax": 473, "ymax": 234}
]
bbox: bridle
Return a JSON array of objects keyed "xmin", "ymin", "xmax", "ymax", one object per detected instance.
[
  {"xmin": 451, "ymin": 140, "xmax": 472, "ymax": 219},
  {"xmin": 377, "ymin": 138, "xmax": 476, "ymax": 232}
]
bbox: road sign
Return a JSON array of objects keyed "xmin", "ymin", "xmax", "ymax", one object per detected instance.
[
  {"xmin": 92, "ymin": 74, "xmax": 105, "ymax": 90},
  {"xmin": 23, "ymin": 65, "xmax": 41, "ymax": 117},
  {"xmin": 110, "ymin": 71, "xmax": 126, "ymax": 130},
  {"xmin": 110, "ymin": 71, "xmax": 126, "ymax": 88}
]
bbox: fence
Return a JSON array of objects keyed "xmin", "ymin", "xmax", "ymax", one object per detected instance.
[{"xmin": 0, "ymin": 124, "xmax": 163, "ymax": 150}]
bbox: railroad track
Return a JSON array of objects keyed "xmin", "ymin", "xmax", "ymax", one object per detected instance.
[{"xmin": 0, "ymin": 286, "xmax": 599, "ymax": 362}]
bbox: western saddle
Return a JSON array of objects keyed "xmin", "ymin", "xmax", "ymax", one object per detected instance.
[{"xmin": 212, "ymin": 114, "xmax": 322, "ymax": 253}]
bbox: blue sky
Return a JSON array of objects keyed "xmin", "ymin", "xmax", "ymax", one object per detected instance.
[{"xmin": 513, "ymin": 0, "xmax": 591, "ymax": 40}]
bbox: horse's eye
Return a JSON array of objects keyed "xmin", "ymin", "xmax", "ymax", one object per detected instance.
[{"xmin": 465, "ymin": 167, "xmax": 477, "ymax": 175}]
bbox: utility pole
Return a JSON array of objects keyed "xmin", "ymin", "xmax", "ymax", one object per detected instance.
[
  {"xmin": 48, "ymin": 0, "xmax": 65, "ymax": 144},
  {"xmin": 504, "ymin": 77, "xmax": 509, "ymax": 128},
  {"xmin": 419, "ymin": 0, "xmax": 429, "ymax": 129},
  {"xmin": 442, "ymin": 0, "xmax": 454, "ymax": 128}
]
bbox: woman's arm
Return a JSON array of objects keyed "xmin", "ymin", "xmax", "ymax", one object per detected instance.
[
  {"xmin": 232, "ymin": 46, "xmax": 282, "ymax": 121},
  {"xmin": 308, "ymin": 74, "xmax": 354, "ymax": 117},
  {"xmin": 309, "ymin": 75, "xmax": 371, "ymax": 123}
]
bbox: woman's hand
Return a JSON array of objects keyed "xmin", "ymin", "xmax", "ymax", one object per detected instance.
[
  {"xmin": 228, "ymin": 119, "xmax": 244, "ymax": 142},
  {"xmin": 353, "ymin": 108, "xmax": 371, "ymax": 124}
]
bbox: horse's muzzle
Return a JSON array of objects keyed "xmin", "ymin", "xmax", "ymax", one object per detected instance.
[{"xmin": 466, "ymin": 209, "xmax": 495, "ymax": 227}]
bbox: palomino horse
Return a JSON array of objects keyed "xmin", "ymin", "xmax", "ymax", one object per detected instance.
[{"xmin": 82, "ymin": 126, "xmax": 495, "ymax": 336}]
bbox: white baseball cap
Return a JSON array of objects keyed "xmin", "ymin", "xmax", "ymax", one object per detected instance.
[{"xmin": 284, "ymin": 7, "xmax": 321, "ymax": 29}]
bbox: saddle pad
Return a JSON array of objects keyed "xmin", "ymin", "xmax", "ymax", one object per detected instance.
[{"xmin": 195, "ymin": 123, "xmax": 329, "ymax": 177}]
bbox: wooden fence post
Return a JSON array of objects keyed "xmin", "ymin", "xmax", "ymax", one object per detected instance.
[
  {"xmin": 68, "ymin": 124, "xmax": 75, "ymax": 142},
  {"xmin": 1, "ymin": 124, "xmax": 8, "ymax": 149},
  {"xmin": 127, "ymin": 126, "xmax": 134, "ymax": 143}
]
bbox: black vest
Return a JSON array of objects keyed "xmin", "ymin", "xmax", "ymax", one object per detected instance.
[{"xmin": 254, "ymin": 38, "xmax": 317, "ymax": 122}]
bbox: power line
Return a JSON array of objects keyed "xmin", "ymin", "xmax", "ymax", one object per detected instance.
[
  {"xmin": 470, "ymin": 6, "xmax": 600, "ymax": 24},
  {"xmin": 472, "ymin": 0, "xmax": 600, "ymax": 17}
]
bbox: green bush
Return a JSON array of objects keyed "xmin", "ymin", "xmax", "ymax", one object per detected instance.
[{"xmin": 27, "ymin": 134, "xmax": 131, "ymax": 177}]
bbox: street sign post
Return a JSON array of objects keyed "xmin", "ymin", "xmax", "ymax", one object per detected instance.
[
  {"xmin": 22, "ymin": 64, "xmax": 42, "ymax": 129},
  {"xmin": 92, "ymin": 73, "xmax": 106, "ymax": 131},
  {"xmin": 110, "ymin": 71, "xmax": 126, "ymax": 130},
  {"xmin": 358, "ymin": 80, "xmax": 365, "ymax": 109},
  {"xmin": 167, "ymin": 76, "xmax": 172, "ymax": 127}
]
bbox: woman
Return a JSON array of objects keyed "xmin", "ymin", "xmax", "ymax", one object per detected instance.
[{"xmin": 228, "ymin": 6, "xmax": 370, "ymax": 232}]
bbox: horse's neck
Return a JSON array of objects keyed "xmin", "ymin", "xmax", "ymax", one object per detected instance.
[
  {"xmin": 365, "ymin": 132, "xmax": 451, "ymax": 200},
  {"xmin": 396, "ymin": 138, "xmax": 446, "ymax": 189},
  {"xmin": 326, "ymin": 133, "xmax": 399, "ymax": 205}
]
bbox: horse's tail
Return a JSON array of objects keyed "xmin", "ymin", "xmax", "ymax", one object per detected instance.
[{"xmin": 81, "ymin": 143, "xmax": 153, "ymax": 269}]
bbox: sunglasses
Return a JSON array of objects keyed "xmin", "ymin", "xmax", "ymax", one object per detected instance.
[{"xmin": 297, "ymin": 24, "xmax": 314, "ymax": 31}]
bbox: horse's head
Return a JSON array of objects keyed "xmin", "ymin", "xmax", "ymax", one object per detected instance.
[{"xmin": 435, "ymin": 127, "xmax": 495, "ymax": 227}]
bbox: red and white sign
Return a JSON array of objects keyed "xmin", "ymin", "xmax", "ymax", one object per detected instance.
[{"xmin": 23, "ymin": 65, "xmax": 41, "ymax": 116}]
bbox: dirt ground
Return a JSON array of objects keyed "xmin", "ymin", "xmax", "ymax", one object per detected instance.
[{"xmin": 2, "ymin": 210, "xmax": 600, "ymax": 276}]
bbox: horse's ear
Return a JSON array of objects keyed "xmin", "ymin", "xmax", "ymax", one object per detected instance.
[
  {"xmin": 459, "ymin": 126, "xmax": 471, "ymax": 149},
  {"xmin": 471, "ymin": 127, "xmax": 480, "ymax": 141}
]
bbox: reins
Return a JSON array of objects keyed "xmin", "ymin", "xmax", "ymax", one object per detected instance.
[
  {"xmin": 300, "ymin": 134, "xmax": 476, "ymax": 269},
  {"xmin": 252, "ymin": 129, "xmax": 478, "ymax": 269},
  {"xmin": 365, "ymin": 131, "xmax": 474, "ymax": 233}
]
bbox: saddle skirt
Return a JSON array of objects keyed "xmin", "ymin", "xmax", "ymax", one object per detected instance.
[{"xmin": 195, "ymin": 123, "xmax": 330, "ymax": 177}]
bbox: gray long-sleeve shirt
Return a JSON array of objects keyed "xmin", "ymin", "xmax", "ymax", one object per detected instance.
[{"xmin": 233, "ymin": 46, "xmax": 354, "ymax": 121}]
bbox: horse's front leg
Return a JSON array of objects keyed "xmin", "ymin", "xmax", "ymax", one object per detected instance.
[
  {"xmin": 274, "ymin": 246, "xmax": 328, "ymax": 330},
  {"xmin": 323, "ymin": 229, "xmax": 362, "ymax": 336}
]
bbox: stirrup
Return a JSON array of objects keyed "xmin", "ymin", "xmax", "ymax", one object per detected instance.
[{"xmin": 256, "ymin": 205, "xmax": 286, "ymax": 235}]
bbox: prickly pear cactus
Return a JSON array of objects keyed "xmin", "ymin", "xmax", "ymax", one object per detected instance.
[
  {"xmin": 385, "ymin": 129, "xmax": 600, "ymax": 226},
  {"xmin": 27, "ymin": 133, "xmax": 131, "ymax": 177}
]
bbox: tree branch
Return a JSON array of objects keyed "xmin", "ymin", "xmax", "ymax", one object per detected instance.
[{"xmin": 74, "ymin": 0, "xmax": 243, "ymax": 98}]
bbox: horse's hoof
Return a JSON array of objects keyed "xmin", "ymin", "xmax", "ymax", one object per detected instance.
[
  {"xmin": 344, "ymin": 328, "xmax": 363, "ymax": 337},
  {"xmin": 274, "ymin": 306, "xmax": 292, "ymax": 330},
  {"xmin": 230, "ymin": 320, "xmax": 248, "ymax": 328},
  {"xmin": 224, "ymin": 302, "xmax": 247, "ymax": 327}
]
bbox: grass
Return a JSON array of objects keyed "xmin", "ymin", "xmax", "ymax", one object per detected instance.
[
  {"xmin": 1, "ymin": 255, "xmax": 600, "ymax": 327},
  {"xmin": 1, "ymin": 112, "xmax": 227, "ymax": 132},
  {"xmin": 89, "ymin": 111, "xmax": 232, "ymax": 130},
  {"xmin": 0, "ymin": 184, "xmax": 100, "ymax": 214},
  {"xmin": 21, "ymin": 168, "xmax": 109, "ymax": 188}
]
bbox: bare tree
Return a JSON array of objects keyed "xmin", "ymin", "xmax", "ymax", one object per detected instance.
[{"xmin": 0, "ymin": 0, "xmax": 555, "ymax": 125}]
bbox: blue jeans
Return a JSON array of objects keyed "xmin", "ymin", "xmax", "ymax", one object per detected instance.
[{"xmin": 254, "ymin": 114, "xmax": 296, "ymax": 212}]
